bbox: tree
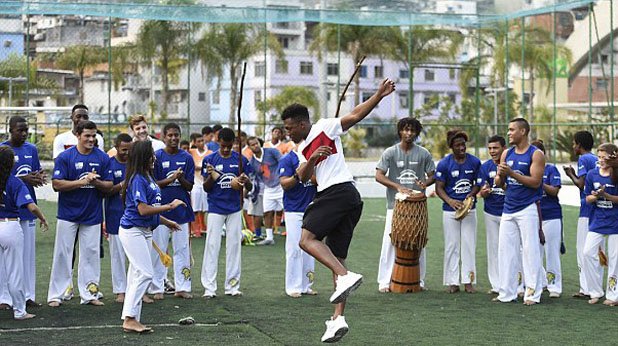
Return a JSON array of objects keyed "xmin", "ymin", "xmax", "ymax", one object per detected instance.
[
  {"xmin": 388, "ymin": 26, "xmax": 462, "ymax": 69},
  {"xmin": 309, "ymin": 24, "xmax": 395, "ymax": 107},
  {"xmin": 137, "ymin": 20, "xmax": 193, "ymax": 119},
  {"xmin": 0, "ymin": 54, "xmax": 57, "ymax": 106},
  {"xmin": 257, "ymin": 86, "xmax": 320, "ymax": 123},
  {"xmin": 195, "ymin": 23, "xmax": 283, "ymax": 124},
  {"xmin": 41, "ymin": 45, "xmax": 106, "ymax": 103}
]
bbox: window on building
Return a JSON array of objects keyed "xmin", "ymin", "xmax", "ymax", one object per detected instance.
[
  {"xmin": 278, "ymin": 37, "xmax": 289, "ymax": 49},
  {"xmin": 360, "ymin": 66, "xmax": 367, "ymax": 78},
  {"xmin": 327, "ymin": 63, "xmax": 339, "ymax": 76},
  {"xmin": 374, "ymin": 65, "xmax": 384, "ymax": 79},
  {"xmin": 255, "ymin": 90, "xmax": 262, "ymax": 105},
  {"xmin": 424, "ymin": 94, "xmax": 439, "ymax": 110},
  {"xmin": 448, "ymin": 93, "xmax": 457, "ymax": 104},
  {"xmin": 275, "ymin": 59, "xmax": 288, "ymax": 74},
  {"xmin": 198, "ymin": 92, "xmax": 206, "ymax": 102},
  {"xmin": 398, "ymin": 92, "xmax": 409, "ymax": 109},
  {"xmin": 449, "ymin": 69, "xmax": 456, "ymax": 80},
  {"xmin": 601, "ymin": 54, "xmax": 609, "ymax": 65},
  {"xmin": 212, "ymin": 89, "xmax": 220, "ymax": 105},
  {"xmin": 362, "ymin": 92, "xmax": 374, "ymax": 103},
  {"xmin": 254, "ymin": 61, "xmax": 265, "ymax": 77},
  {"xmin": 3, "ymin": 40, "xmax": 12, "ymax": 48},
  {"xmin": 424, "ymin": 69, "xmax": 435, "ymax": 81},
  {"xmin": 399, "ymin": 69, "xmax": 409, "ymax": 79},
  {"xmin": 300, "ymin": 61, "xmax": 313, "ymax": 75},
  {"xmin": 327, "ymin": 92, "xmax": 331, "ymax": 101},
  {"xmin": 597, "ymin": 78, "xmax": 608, "ymax": 90}
]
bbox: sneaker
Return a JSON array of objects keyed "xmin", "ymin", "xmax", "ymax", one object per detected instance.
[
  {"xmin": 256, "ymin": 238, "xmax": 275, "ymax": 246},
  {"xmin": 225, "ymin": 291, "xmax": 243, "ymax": 297},
  {"xmin": 329, "ymin": 271, "xmax": 363, "ymax": 304},
  {"xmin": 549, "ymin": 292, "xmax": 560, "ymax": 298},
  {"xmin": 321, "ymin": 315, "xmax": 349, "ymax": 343},
  {"xmin": 164, "ymin": 280, "xmax": 176, "ymax": 295}
]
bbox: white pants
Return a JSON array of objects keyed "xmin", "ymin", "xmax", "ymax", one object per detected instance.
[
  {"xmin": 497, "ymin": 204, "xmax": 543, "ymax": 303},
  {"xmin": 284, "ymin": 212, "xmax": 315, "ymax": 295},
  {"xmin": 584, "ymin": 232, "xmax": 618, "ymax": 300},
  {"xmin": 119, "ymin": 226, "xmax": 153, "ymax": 321},
  {"xmin": 0, "ymin": 221, "xmax": 27, "ymax": 318},
  {"xmin": 484, "ymin": 212, "xmax": 501, "ymax": 293},
  {"xmin": 0, "ymin": 220, "xmax": 36, "ymax": 304},
  {"xmin": 577, "ymin": 217, "xmax": 599, "ymax": 295},
  {"xmin": 191, "ymin": 183, "xmax": 208, "ymax": 212},
  {"xmin": 263, "ymin": 186, "xmax": 284, "ymax": 212},
  {"xmin": 541, "ymin": 219, "xmax": 562, "ymax": 294},
  {"xmin": 377, "ymin": 209, "xmax": 426, "ymax": 290},
  {"xmin": 47, "ymin": 220, "xmax": 101, "ymax": 304},
  {"xmin": 151, "ymin": 223, "xmax": 191, "ymax": 293},
  {"xmin": 201, "ymin": 211, "xmax": 242, "ymax": 295},
  {"xmin": 109, "ymin": 233, "xmax": 127, "ymax": 294},
  {"xmin": 443, "ymin": 210, "xmax": 476, "ymax": 286}
]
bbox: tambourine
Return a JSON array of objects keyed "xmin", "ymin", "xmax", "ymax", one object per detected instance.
[{"xmin": 454, "ymin": 196, "xmax": 474, "ymax": 221}]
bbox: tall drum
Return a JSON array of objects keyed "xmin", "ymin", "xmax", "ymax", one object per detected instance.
[{"xmin": 390, "ymin": 193, "xmax": 428, "ymax": 293}]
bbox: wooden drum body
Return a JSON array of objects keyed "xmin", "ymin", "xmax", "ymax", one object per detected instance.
[{"xmin": 389, "ymin": 195, "xmax": 428, "ymax": 293}]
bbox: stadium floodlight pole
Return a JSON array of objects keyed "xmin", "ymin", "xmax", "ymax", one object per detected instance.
[
  {"xmin": 237, "ymin": 61, "xmax": 247, "ymax": 208},
  {"xmin": 335, "ymin": 55, "xmax": 366, "ymax": 118}
]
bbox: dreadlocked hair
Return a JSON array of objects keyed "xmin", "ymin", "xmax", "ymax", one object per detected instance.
[
  {"xmin": 121, "ymin": 141, "xmax": 155, "ymax": 205},
  {"xmin": 0, "ymin": 146, "xmax": 16, "ymax": 205}
]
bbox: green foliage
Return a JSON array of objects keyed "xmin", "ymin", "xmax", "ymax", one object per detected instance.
[
  {"xmin": 257, "ymin": 86, "xmax": 320, "ymax": 123},
  {"xmin": 0, "ymin": 54, "xmax": 57, "ymax": 105},
  {"xmin": 341, "ymin": 127, "xmax": 367, "ymax": 157}
]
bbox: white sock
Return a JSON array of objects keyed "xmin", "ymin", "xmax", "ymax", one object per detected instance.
[{"xmin": 266, "ymin": 228, "xmax": 273, "ymax": 240}]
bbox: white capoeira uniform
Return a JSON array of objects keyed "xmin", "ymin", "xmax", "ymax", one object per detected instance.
[
  {"xmin": 105, "ymin": 156, "xmax": 128, "ymax": 295},
  {"xmin": 497, "ymin": 145, "xmax": 544, "ymax": 303},
  {"xmin": 279, "ymin": 150, "xmax": 317, "ymax": 295},
  {"xmin": 582, "ymin": 167, "xmax": 618, "ymax": 301},
  {"xmin": 435, "ymin": 153, "xmax": 481, "ymax": 286},
  {"xmin": 539, "ymin": 164, "xmax": 564, "ymax": 295},
  {"xmin": 201, "ymin": 151, "xmax": 252, "ymax": 296},
  {"xmin": 376, "ymin": 143, "xmax": 434, "ymax": 290},
  {"xmin": 575, "ymin": 152, "xmax": 599, "ymax": 295},
  {"xmin": 47, "ymin": 146, "xmax": 111, "ymax": 305},
  {"xmin": 150, "ymin": 148, "xmax": 195, "ymax": 294}
]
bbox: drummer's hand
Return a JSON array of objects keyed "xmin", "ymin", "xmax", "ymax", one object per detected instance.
[
  {"xmin": 397, "ymin": 186, "xmax": 415, "ymax": 195},
  {"xmin": 415, "ymin": 179, "xmax": 427, "ymax": 190},
  {"xmin": 447, "ymin": 198, "xmax": 463, "ymax": 210}
]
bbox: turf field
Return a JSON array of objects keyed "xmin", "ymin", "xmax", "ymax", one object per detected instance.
[{"xmin": 0, "ymin": 198, "xmax": 614, "ymax": 345}]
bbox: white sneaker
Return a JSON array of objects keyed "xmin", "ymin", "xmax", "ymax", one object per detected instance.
[
  {"xmin": 256, "ymin": 238, "xmax": 275, "ymax": 246},
  {"xmin": 329, "ymin": 271, "xmax": 363, "ymax": 304},
  {"xmin": 321, "ymin": 315, "xmax": 349, "ymax": 343}
]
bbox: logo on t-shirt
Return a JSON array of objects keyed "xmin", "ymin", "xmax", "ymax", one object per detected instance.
[
  {"xmin": 15, "ymin": 164, "xmax": 32, "ymax": 177},
  {"xmin": 162, "ymin": 161, "xmax": 170, "ymax": 169},
  {"xmin": 398, "ymin": 169, "xmax": 418, "ymax": 185},
  {"xmin": 453, "ymin": 179, "xmax": 472, "ymax": 194},
  {"xmin": 75, "ymin": 162, "xmax": 83, "ymax": 170},
  {"xmin": 507, "ymin": 171, "xmax": 524, "ymax": 186},
  {"xmin": 218, "ymin": 173, "xmax": 235, "ymax": 189},
  {"xmin": 114, "ymin": 170, "xmax": 123, "ymax": 178}
]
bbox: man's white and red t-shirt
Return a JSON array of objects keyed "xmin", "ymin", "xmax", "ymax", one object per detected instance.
[
  {"xmin": 53, "ymin": 130, "xmax": 105, "ymax": 159},
  {"xmin": 297, "ymin": 118, "xmax": 354, "ymax": 192}
]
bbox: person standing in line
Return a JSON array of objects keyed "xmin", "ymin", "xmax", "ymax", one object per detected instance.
[
  {"xmin": 435, "ymin": 130, "xmax": 481, "ymax": 294},
  {"xmin": 477, "ymin": 135, "xmax": 507, "ymax": 295},
  {"xmin": 201, "ymin": 128, "xmax": 253, "ymax": 298},
  {"xmin": 494, "ymin": 118, "xmax": 545, "ymax": 305},
  {"xmin": 53, "ymin": 105, "xmax": 105, "ymax": 159},
  {"xmin": 119, "ymin": 140, "xmax": 184, "ymax": 333},
  {"xmin": 563, "ymin": 131, "xmax": 599, "ymax": 298},
  {"xmin": 189, "ymin": 133, "xmax": 211, "ymax": 238},
  {"xmin": 151, "ymin": 123, "xmax": 195, "ymax": 300},
  {"xmin": 376, "ymin": 117, "xmax": 435, "ymax": 293},
  {"xmin": 47, "ymin": 121, "xmax": 112, "ymax": 307},
  {"xmin": 532, "ymin": 140, "xmax": 563, "ymax": 298},
  {"xmin": 281, "ymin": 78, "xmax": 395, "ymax": 343},
  {"xmin": 0, "ymin": 146, "xmax": 49, "ymax": 320}
]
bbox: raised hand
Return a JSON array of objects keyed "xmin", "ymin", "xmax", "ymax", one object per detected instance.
[{"xmin": 376, "ymin": 78, "xmax": 396, "ymax": 98}]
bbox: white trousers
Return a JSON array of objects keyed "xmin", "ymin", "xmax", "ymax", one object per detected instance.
[
  {"xmin": 497, "ymin": 204, "xmax": 543, "ymax": 303},
  {"xmin": 0, "ymin": 221, "xmax": 27, "ymax": 318},
  {"xmin": 0, "ymin": 220, "xmax": 36, "ymax": 304},
  {"xmin": 151, "ymin": 223, "xmax": 191, "ymax": 293},
  {"xmin": 119, "ymin": 226, "xmax": 153, "ymax": 321},
  {"xmin": 47, "ymin": 220, "xmax": 101, "ymax": 304},
  {"xmin": 443, "ymin": 210, "xmax": 477, "ymax": 286},
  {"xmin": 191, "ymin": 183, "xmax": 208, "ymax": 212},
  {"xmin": 577, "ymin": 217, "xmax": 601, "ymax": 295},
  {"xmin": 484, "ymin": 212, "xmax": 501, "ymax": 293},
  {"xmin": 541, "ymin": 219, "xmax": 562, "ymax": 294},
  {"xmin": 284, "ymin": 212, "xmax": 315, "ymax": 295},
  {"xmin": 377, "ymin": 209, "xmax": 426, "ymax": 290},
  {"xmin": 583, "ymin": 232, "xmax": 618, "ymax": 301},
  {"xmin": 109, "ymin": 233, "xmax": 127, "ymax": 294},
  {"xmin": 201, "ymin": 211, "xmax": 242, "ymax": 295}
]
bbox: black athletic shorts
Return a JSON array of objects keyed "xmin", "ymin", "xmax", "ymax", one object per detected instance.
[{"xmin": 302, "ymin": 182, "xmax": 363, "ymax": 259}]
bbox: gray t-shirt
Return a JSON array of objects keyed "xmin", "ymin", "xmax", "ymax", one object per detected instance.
[{"xmin": 376, "ymin": 143, "xmax": 435, "ymax": 209}]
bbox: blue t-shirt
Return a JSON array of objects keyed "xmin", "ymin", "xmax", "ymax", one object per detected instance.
[
  {"xmin": 540, "ymin": 164, "xmax": 562, "ymax": 221},
  {"xmin": 477, "ymin": 159, "xmax": 505, "ymax": 216},
  {"xmin": 249, "ymin": 148, "xmax": 282, "ymax": 189},
  {"xmin": 154, "ymin": 149, "xmax": 195, "ymax": 224},
  {"xmin": 120, "ymin": 174, "xmax": 161, "ymax": 230},
  {"xmin": 0, "ymin": 175, "xmax": 34, "ymax": 218},
  {"xmin": 503, "ymin": 145, "xmax": 543, "ymax": 214},
  {"xmin": 435, "ymin": 153, "xmax": 481, "ymax": 212},
  {"xmin": 207, "ymin": 141, "xmax": 220, "ymax": 152},
  {"xmin": 1, "ymin": 141, "xmax": 41, "ymax": 221},
  {"xmin": 53, "ymin": 146, "xmax": 111, "ymax": 225},
  {"xmin": 202, "ymin": 151, "xmax": 253, "ymax": 215},
  {"xmin": 578, "ymin": 152, "xmax": 598, "ymax": 218},
  {"xmin": 584, "ymin": 167, "xmax": 618, "ymax": 235},
  {"xmin": 278, "ymin": 151, "xmax": 317, "ymax": 212},
  {"xmin": 104, "ymin": 157, "xmax": 126, "ymax": 235}
]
